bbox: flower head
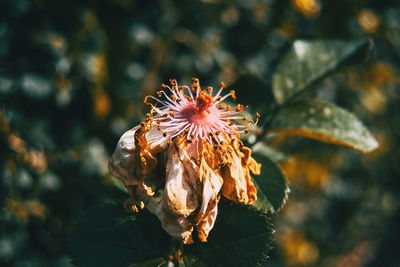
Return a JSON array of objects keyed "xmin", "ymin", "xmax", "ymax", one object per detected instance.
[{"xmin": 109, "ymin": 78, "xmax": 261, "ymax": 244}]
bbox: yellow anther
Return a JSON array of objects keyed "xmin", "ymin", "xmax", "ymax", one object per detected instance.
[{"xmin": 230, "ymin": 90, "xmax": 236, "ymax": 101}]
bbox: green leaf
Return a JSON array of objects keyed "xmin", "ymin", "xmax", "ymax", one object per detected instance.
[
  {"xmin": 184, "ymin": 203, "xmax": 274, "ymax": 267},
  {"xmin": 183, "ymin": 255, "xmax": 208, "ymax": 267},
  {"xmin": 269, "ymin": 99, "xmax": 379, "ymax": 153},
  {"xmin": 272, "ymin": 39, "xmax": 369, "ymax": 105},
  {"xmin": 129, "ymin": 258, "xmax": 166, "ymax": 267},
  {"xmin": 251, "ymin": 153, "xmax": 289, "ymax": 213},
  {"xmin": 252, "ymin": 141, "xmax": 288, "ymax": 163},
  {"xmin": 68, "ymin": 203, "xmax": 172, "ymax": 267}
]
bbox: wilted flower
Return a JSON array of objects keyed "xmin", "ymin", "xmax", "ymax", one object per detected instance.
[{"xmin": 109, "ymin": 78, "xmax": 261, "ymax": 244}]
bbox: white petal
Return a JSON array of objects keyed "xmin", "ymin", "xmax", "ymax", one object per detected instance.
[
  {"xmin": 147, "ymin": 127, "xmax": 171, "ymax": 154},
  {"xmin": 163, "ymin": 145, "xmax": 199, "ymax": 216},
  {"xmin": 108, "ymin": 127, "xmax": 139, "ymax": 181}
]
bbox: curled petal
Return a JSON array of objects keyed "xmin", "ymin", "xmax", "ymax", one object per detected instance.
[
  {"xmin": 243, "ymin": 167, "xmax": 258, "ymax": 203},
  {"xmin": 146, "ymin": 127, "xmax": 172, "ymax": 154},
  {"xmin": 192, "ymin": 153, "xmax": 223, "ymax": 242},
  {"xmin": 221, "ymin": 140, "xmax": 260, "ymax": 204},
  {"xmin": 148, "ymin": 144, "xmax": 199, "ymax": 243},
  {"xmin": 149, "ymin": 138, "xmax": 223, "ymax": 244},
  {"xmin": 198, "ymin": 144, "xmax": 223, "ymax": 216},
  {"xmin": 108, "ymin": 127, "xmax": 140, "ymax": 182},
  {"xmin": 221, "ymin": 147, "xmax": 250, "ymax": 203},
  {"xmin": 196, "ymin": 201, "xmax": 219, "ymax": 242},
  {"xmin": 241, "ymin": 146, "xmax": 261, "ymax": 175},
  {"xmin": 240, "ymin": 146, "xmax": 260, "ymax": 202},
  {"xmin": 163, "ymin": 144, "xmax": 199, "ymax": 217},
  {"xmin": 108, "ymin": 123, "xmax": 170, "ymax": 209}
]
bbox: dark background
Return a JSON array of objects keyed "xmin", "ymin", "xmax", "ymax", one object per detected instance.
[{"xmin": 1, "ymin": 0, "xmax": 399, "ymax": 266}]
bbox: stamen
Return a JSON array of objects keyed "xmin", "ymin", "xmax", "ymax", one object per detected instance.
[
  {"xmin": 196, "ymin": 91, "xmax": 213, "ymax": 112},
  {"xmin": 169, "ymin": 79, "xmax": 177, "ymax": 87},
  {"xmin": 253, "ymin": 112, "xmax": 260, "ymax": 126},
  {"xmin": 235, "ymin": 104, "xmax": 244, "ymax": 112},
  {"xmin": 192, "ymin": 78, "xmax": 201, "ymax": 97},
  {"xmin": 219, "ymin": 95, "xmax": 233, "ymax": 103},
  {"xmin": 230, "ymin": 90, "xmax": 236, "ymax": 101},
  {"xmin": 170, "ymin": 128, "xmax": 189, "ymax": 139},
  {"xmin": 182, "ymin": 86, "xmax": 195, "ymax": 100}
]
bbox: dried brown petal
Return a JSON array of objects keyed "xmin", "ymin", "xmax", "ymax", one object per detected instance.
[
  {"xmin": 108, "ymin": 123, "xmax": 169, "ymax": 208},
  {"xmin": 148, "ymin": 137, "xmax": 223, "ymax": 243},
  {"xmin": 221, "ymin": 139, "xmax": 260, "ymax": 204},
  {"xmin": 221, "ymin": 146, "xmax": 250, "ymax": 203},
  {"xmin": 196, "ymin": 202, "xmax": 219, "ymax": 242},
  {"xmin": 163, "ymin": 145, "xmax": 199, "ymax": 217}
]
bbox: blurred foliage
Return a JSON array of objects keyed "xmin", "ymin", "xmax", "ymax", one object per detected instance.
[{"xmin": 1, "ymin": 0, "xmax": 400, "ymax": 266}]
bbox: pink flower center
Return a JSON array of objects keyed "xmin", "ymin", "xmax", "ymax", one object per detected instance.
[{"xmin": 180, "ymin": 92, "xmax": 221, "ymax": 127}]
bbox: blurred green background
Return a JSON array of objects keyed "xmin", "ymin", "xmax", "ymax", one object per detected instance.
[{"xmin": 1, "ymin": 0, "xmax": 400, "ymax": 266}]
